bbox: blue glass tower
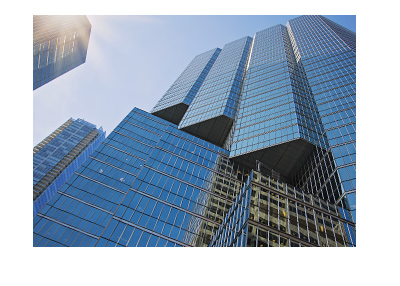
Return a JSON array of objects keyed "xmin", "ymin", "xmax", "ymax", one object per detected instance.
[
  {"xmin": 33, "ymin": 15, "xmax": 356, "ymax": 247},
  {"xmin": 287, "ymin": 16, "xmax": 356, "ymax": 222},
  {"xmin": 151, "ymin": 48, "xmax": 221, "ymax": 124},
  {"xmin": 33, "ymin": 15, "xmax": 91, "ymax": 90},
  {"xmin": 179, "ymin": 36, "xmax": 253, "ymax": 146},
  {"xmin": 33, "ymin": 118, "xmax": 105, "ymax": 217},
  {"xmin": 229, "ymin": 25, "xmax": 327, "ymax": 182}
]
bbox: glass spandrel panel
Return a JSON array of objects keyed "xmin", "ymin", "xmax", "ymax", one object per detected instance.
[
  {"xmin": 269, "ymin": 192, "xmax": 279, "ymax": 230},
  {"xmin": 278, "ymin": 195, "xmax": 289, "ymax": 234},
  {"xmin": 296, "ymin": 203, "xmax": 309, "ymax": 242},
  {"xmin": 257, "ymin": 228, "xmax": 268, "ymax": 247},
  {"xmin": 288, "ymin": 198, "xmax": 299, "ymax": 237},
  {"xmin": 269, "ymin": 232, "xmax": 279, "ymax": 247}
]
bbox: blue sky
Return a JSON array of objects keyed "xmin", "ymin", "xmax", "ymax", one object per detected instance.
[{"xmin": 33, "ymin": 15, "xmax": 355, "ymax": 146}]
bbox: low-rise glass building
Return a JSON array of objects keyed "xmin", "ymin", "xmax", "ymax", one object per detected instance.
[{"xmin": 33, "ymin": 118, "xmax": 105, "ymax": 217}]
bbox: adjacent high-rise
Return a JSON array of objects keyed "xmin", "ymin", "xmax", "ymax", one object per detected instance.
[
  {"xmin": 33, "ymin": 118, "xmax": 105, "ymax": 217},
  {"xmin": 33, "ymin": 15, "xmax": 356, "ymax": 247},
  {"xmin": 33, "ymin": 15, "xmax": 91, "ymax": 90}
]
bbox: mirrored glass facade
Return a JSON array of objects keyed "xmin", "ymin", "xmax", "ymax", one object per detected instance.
[
  {"xmin": 228, "ymin": 24, "xmax": 328, "ymax": 184},
  {"xmin": 33, "ymin": 118, "xmax": 105, "ymax": 217},
  {"xmin": 287, "ymin": 16, "xmax": 356, "ymax": 222},
  {"xmin": 179, "ymin": 36, "xmax": 253, "ymax": 146},
  {"xmin": 33, "ymin": 15, "xmax": 356, "ymax": 247},
  {"xmin": 34, "ymin": 109, "xmax": 249, "ymax": 247},
  {"xmin": 33, "ymin": 15, "xmax": 91, "ymax": 90},
  {"xmin": 151, "ymin": 48, "xmax": 221, "ymax": 124}
]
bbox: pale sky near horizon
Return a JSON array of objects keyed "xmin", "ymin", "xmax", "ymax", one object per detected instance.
[{"xmin": 33, "ymin": 15, "xmax": 356, "ymax": 146}]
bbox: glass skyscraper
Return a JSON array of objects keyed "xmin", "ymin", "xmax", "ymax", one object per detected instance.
[
  {"xmin": 33, "ymin": 15, "xmax": 356, "ymax": 247},
  {"xmin": 33, "ymin": 15, "xmax": 91, "ymax": 90},
  {"xmin": 33, "ymin": 118, "xmax": 105, "ymax": 217}
]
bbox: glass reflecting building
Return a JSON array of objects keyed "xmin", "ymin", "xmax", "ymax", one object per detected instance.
[
  {"xmin": 33, "ymin": 15, "xmax": 355, "ymax": 247},
  {"xmin": 33, "ymin": 118, "xmax": 105, "ymax": 217},
  {"xmin": 33, "ymin": 15, "xmax": 91, "ymax": 90},
  {"xmin": 209, "ymin": 171, "xmax": 355, "ymax": 247}
]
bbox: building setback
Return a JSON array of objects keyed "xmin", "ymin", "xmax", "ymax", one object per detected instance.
[
  {"xmin": 33, "ymin": 118, "xmax": 105, "ymax": 217},
  {"xmin": 33, "ymin": 15, "xmax": 356, "ymax": 247},
  {"xmin": 33, "ymin": 15, "xmax": 91, "ymax": 90}
]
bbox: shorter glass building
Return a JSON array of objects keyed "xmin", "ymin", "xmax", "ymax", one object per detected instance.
[
  {"xmin": 33, "ymin": 15, "xmax": 91, "ymax": 90},
  {"xmin": 33, "ymin": 118, "xmax": 105, "ymax": 217},
  {"xmin": 34, "ymin": 109, "xmax": 248, "ymax": 247}
]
